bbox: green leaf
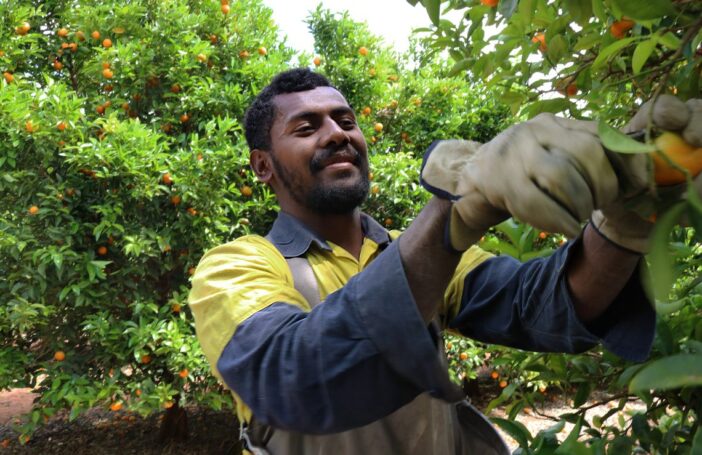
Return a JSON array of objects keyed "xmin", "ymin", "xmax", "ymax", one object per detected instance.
[
  {"xmin": 592, "ymin": 37, "xmax": 637, "ymax": 71},
  {"xmin": 422, "ymin": 0, "xmax": 441, "ymax": 26},
  {"xmin": 647, "ymin": 202, "xmax": 686, "ymax": 302},
  {"xmin": 498, "ymin": 0, "xmax": 518, "ymax": 19},
  {"xmin": 657, "ymin": 31, "xmax": 682, "ymax": 50},
  {"xmin": 563, "ymin": 0, "xmax": 593, "ymax": 25},
  {"xmin": 691, "ymin": 426, "xmax": 702, "ymax": 455},
  {"xmin": 547, "ymin": 34, "xmax": 568, "ymax": 64},
  {"xmin": 632, "ymin": 39, "xmax": 657, "ymax": 75},
  {"xmin": 598, "ymin": 121, "xmax": 656, "ymax": 153},
  {"xmin": 522, "ymin": 98, "xmax": 572, "ymax": 118},
  {"xmin": 491, "ymin": 417, "xmax": 532, "ymax": 448},
  {"xmin": 629, "ymin": 353, "xmax": 702, "ymax": 392},
  {"xmin": 448, "ymin": 58, "xmax": 472, "ymax": 77},
  {"xmin": 654, "ymin": 298, "xmax": 687, "ymax": 315},
  {"xmin": 610, "ymin": 0, "xmax": 675, "ymax": 20},
  {"xmin": 573, "ymin": 382, "xmax": 593, "ymax": 407}
]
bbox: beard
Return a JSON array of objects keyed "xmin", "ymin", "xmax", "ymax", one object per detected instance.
[{"xmin": 271, "ymin": 145, "xmax": 370, "ymax": 215}]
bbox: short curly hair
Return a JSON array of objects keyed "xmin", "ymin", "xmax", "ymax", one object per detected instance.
[{"xmin": 244, "ymin": 68, "xmax": 335, "ymax": 151}]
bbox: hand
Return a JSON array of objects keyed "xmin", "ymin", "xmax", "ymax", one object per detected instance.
[
  {"xmin": 421, "ymin": 113, "xmax": 619, "ymax": 250},
  {"xmin": 591, "ymin": 95, "xmax": 702, "ymax": 253}
]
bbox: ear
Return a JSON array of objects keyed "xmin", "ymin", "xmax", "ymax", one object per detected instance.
[{"xmin": 250, "ymin": 149, "xmax": 273, "ymax": 184}]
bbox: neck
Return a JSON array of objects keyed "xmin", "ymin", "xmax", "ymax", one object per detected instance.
[{"xmin": 283, "ymin": 206, "xmax": 364, "ymax": 259}]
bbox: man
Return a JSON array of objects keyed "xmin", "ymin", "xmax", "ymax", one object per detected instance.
[{"xmin": 189, "ymin": 68, "xmax": 701, "ymax": 454}]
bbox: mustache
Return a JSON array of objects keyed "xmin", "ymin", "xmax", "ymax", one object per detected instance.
[{"xmin": 309, "ymin": 144, "xmax": 362, "ymax": 173}]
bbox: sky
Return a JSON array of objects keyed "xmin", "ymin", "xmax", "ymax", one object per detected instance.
[{"xmin": 261, "ymin": 0, "xmax": 432, "ymax": 54}]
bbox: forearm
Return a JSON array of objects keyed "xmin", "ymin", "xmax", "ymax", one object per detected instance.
[
  {"xmin": 399, "ymin": 197, "xmax": 481, "ymax": 322},
  {"xmin": 566, "ymin": 224, "xmax": 642, "ymax": 322}
]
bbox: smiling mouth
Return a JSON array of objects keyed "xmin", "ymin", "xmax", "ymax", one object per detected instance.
[{"xmin": 311, "ymin": 149, "xmax": 361, "ymax": 173}]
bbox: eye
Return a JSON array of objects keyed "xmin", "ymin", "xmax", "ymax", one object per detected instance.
[
  {"xmin": 293, "ymin": 123, "xmax": 315, "ymax": 134},
  {"xmin": 338, "ymin": 117, "xmax": 357, "ymax": 129}
]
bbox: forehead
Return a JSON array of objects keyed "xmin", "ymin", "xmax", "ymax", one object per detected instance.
[{"xmin": 272, "ymin": 86, "xmax": 351, "ymax": 123}]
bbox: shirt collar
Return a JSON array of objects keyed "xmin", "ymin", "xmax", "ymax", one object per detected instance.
[{"xmin": 266, "ymin": 211, "xmax": 392, "ymax": 258}]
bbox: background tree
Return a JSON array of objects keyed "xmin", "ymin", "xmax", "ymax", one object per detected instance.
[{"xmin": 0, "ymin": 0, "xmax": 510, "ymax": 447}]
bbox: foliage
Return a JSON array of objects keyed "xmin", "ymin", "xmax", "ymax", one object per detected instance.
[
  {"xmin": 410, "ymin": 0, "xmax": 702, "ymax": 451},
  {"xmin": 0, "ymin": 0, "xmax": 510, "ymax": 445}
]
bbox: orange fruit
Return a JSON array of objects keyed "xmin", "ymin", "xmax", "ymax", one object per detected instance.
[
  {"xmin": 180, "ymin": 113, "xmax": 189, "ymax": 123},
  {"xmin": 97, "ymin": 246, "xmax": 108, "ymax": 256},
  {"xmin": 361, "ymin": 106, "xmax": 371, "ymax": 116},
  {"xmin": 25, "ymin": 120, "xmax": 36, "ymax": 133},
  {"xmin": 91, "ymin": 30, "xmax": 101, "ymax": 40},
  {"xmin": 387, "ymin": 74, "xmax": 399, "ymax": 82},
  {"xmin": 538, "ymin": 231, "xmax": 547, "ymax": 239},
  {"xmin": 16, "ymin": 22, "xmax": 30, "ymax": 35},
  {"xmin": 53, "ymin": 60, "xmax": 63, "ymax": 70},
  {"xmin": 3, "ymin": 72, "xmax": 13, "ymax": 83},
  {"xmin": 459, "ymin": 352, "xmax": 468, "ymax": 360},
  {"xmin": 481, "ymin": 0, "xmax": 499, "ymax": 6},
  {"xmin": 652, "ymin": 132, "xmax": 702, "ymax": 185},
  {"xmin": 140, "ymin": 354, "xmax": 152, "ymax": 364},
  {"xmin": 499, "ymin": 380, "xmax": 508, "ymax": 388},
  {"xmin": 374, "ymin": 122, "xmax": 383, "ymax": 133},
  {"xmin": 371, "ymin": 185, "xmax": 379, "ymax": 195},
  {"xmin": 258, "ymin": 46, "xmax": 267, "ymax": 56},
  {"xmin": 56, "ymin": 121, "xmax": 67, "ymax": 131},
  {"xmin": 135, "ymin": 389, "xmax": 142, "ymax": 397},
  {"xmin": 196, "ymin": 53, "xmax": 207, "ymax": 63},
  {"xmin": 162, "ymin": 172, "xmax": 173, "ymax": 185},
  {"xmin": 610, "ymin": 19, "xmax": 635, "ymax": 39},
  {"xmin": 54, "ymin": 350, "xmax": 66, "ymax": 361},
  {"xmin": 384, "ymin": 218, "xmax": 392, "ymax": 227},
  {"xmin": 358, "ymin": 46, "xmax": 369, "ymax": 56},
  {"xmin": 490, "ymin": 370, "xmax": 499, "ymax": 380},
  {"xmin": 102, "ymin": 68, "xmax": 113, "ymax": 79},
  {"xmin": 172, "ymin": 303, "xmax": 182, "ymax": 313},
  {"xmin": 164, "ymin": 401, "xmax": 174, "ymax": 409},
  {"xmin": 221, "ymin": 4, "xmax": 230, "ymax": 14},
  {"xmin": 313, "ymin": 56, "xmax": 321, "ymax": 66},
  {"xmin": 57, "ymin": 28, "xmax": 69, "ymax": 38},
  {"xmin": 170, "ymin": 83, "xmax": 181, "ymax": 93},
  {"xmin": 110, "ymin": 402, "xmax": 122, "ymax": 412},
  {"xmin": 170, "ymin": 195, "xmax": 182, "ymax": 205},
  {"xmin": 445, "ymin": 342, "xmax": 453, "ymax": 350},
  {"xmin": 239, "ymin": 50, "xmax": 250, "ymax": 59},
  {"xmin": 103, "ymin": 84, "xmax": 113, "ymax": 92},
  {"xmin": 96, "ymin": 105, "xmax": 105, "ymax": 115},
  {"xmin": 532, "ymin": 33, "xmax": 547, "ymax": 52},
  {"xmin": 102, "ymin": 38, "xmax": 112, "ymax": 48},
  {"xmin": 179, "ymin": 369, "xmax": 189, "ymax": 379},
  {"xmin": 565, "ymin": 83, "xmax": 577, "ymax": 97},
  {"xmin": 368, "ymin": 68, "xmax": 376, "ymax": 77},
  {"xmin": 76, "ymin": 30, "xmax": 85, "ymax": 41},
  {"xmin": 241, "ymin": 185, "xmax": 253, "ymax": 197},
  {"xmin": 68, "ymin": 42, "xmax": 78, "ymax": 52},
  {"xmin": 368, "ymin": 172, "xmax": 374, "ymax": 180},
  {"xmin": 186, "ymin": 207, "xmax": 197, "ymax": 216},
  {"xmin": 210, "ymin": 34, "xmax": 218, "ymax": 44},
  {"xmin": 28, "ymin": 205, "xmax": 39, "ymax": 215},
  {"xmin": 1, "ymin": 439, "xmax": 9, "ymax": 448}
]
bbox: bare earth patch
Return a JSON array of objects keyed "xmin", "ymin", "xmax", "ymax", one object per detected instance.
[{"xmin": 0, "ymin": 386, "xmax": 643, "ymax": 454}]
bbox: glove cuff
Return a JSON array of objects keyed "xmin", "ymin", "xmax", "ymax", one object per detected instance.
[
  {"xmin": 445, "ymin": 204, "xmax": 485, "ymax": 253},
  {"xmin": 420, "ymin": 139, "xmax": 481, "ymax": 200},
  {"xmin": 590, "ymin": 210, "xmax": 650, "ymax": 254}
]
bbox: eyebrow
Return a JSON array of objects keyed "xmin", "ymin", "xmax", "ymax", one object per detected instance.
[{"xmin": 286, "ymin": 106, "xmax": 355, "ymax": 123}]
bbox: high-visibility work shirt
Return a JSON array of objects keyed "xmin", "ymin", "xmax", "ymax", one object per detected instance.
[{"xmin": 188, "ymin": 211, "xmax": 655, "ymax": 434}]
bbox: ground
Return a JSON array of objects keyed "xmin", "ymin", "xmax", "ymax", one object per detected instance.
[{"xmin": 0, "ymin": 383, "xmax": 643, "ymax": 454}]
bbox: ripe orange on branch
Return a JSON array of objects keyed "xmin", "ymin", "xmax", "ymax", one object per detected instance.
[
  {"xmin": 481, "ymin": 0, "xmax": 499, "ymax": 7},
  {"xmin": 54, "ymin": 351, "xmax": 66, "ymax": 361},
  {"xmin": 652, "ymin": 132, "xmax": 702, "ymax": 185},
  {"xmin": 610, "ymin": 19, "xmax": 635, "ymax": 39},
  {"xmin": 532, "ymin": 33, "xmax": 546, "ymax": 52},
  {"xmin": 16, "ymin": 22, "xmax": 30, "ymax": 35}
]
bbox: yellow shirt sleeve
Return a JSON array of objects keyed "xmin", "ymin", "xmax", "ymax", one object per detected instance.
[
  {"xmin": 442, "ymin": 245, "xmax": 494, "ymax": 328},
  {"xmin": 188, "ymin": 235, "xmax": 311, "ymax": 380}
]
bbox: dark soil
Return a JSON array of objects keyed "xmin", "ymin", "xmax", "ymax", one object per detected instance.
[{"xmin": 0, "ymin": 405, "xmax": 243, "ymax": 454}]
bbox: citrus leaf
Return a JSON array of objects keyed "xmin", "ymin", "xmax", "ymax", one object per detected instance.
[
  {"xmin": 491, "ymin": 417, "xmax": 532, "ymax": 448},
  {"xmin": 448, "ymin": 58, "xmax": 472, "ymax": 77},
  {"xmin": 657, "ymin": 32, "xmax": 682, "ymax": 50},
  {"xmin": 611, "ymin": 0, "xmax": 675, "ymax": 21},
  {"xmin": 598, "ymin": 121, "xmax": 656, "ymax": 154},
  {"xmin": 422, "ymin": 0, "xmax": 441, "ymax": 26},
  {"xmin": 691, "ymin": 427, "xmax": 702, "ymax": 455},
  {"xmin": 632, "ymin": 39, "xmax": 657, "ymax": 75},
  {"xmin": 647, "ymin": 202, "xmax": 686, "ymax": 302},
  {"xmin": 592, "ymin": 37, "xmax": 636, "ymax": 71},
  {"xmin": 654, "ymin": 298, "xmax": 687, "ymax": 315},
  {"xmin": 629, "ymin": 354, "xmax": 702, "ymax": 392},
  {"xmin": 498, "ymin": 0, "xmax": 518, "ymax": 19}
]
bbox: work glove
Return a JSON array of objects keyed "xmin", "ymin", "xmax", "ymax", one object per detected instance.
[
  {"xmin": 591, "ymin": 95, "xmax": 702, "ymax": 253},
  {"xmin": 421, "ymin": 114, "xmax": 619, "ymax": 251}
]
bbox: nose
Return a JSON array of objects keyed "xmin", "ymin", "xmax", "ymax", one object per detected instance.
[{"xmin": 320, "ymin": 117, "xmax": 349, "ymax": 147}]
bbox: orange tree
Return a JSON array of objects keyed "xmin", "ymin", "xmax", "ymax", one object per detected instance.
[
  {"xmin": 0, "ymin": 0, "xmax": 512, "ymax": 446},
  {"xmin": 410, "ymin": 0, "xmax": 702, "ymax": 453}
]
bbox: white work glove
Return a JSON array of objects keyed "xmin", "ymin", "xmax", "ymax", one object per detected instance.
[
  {"xmin": 591, "ymin": 95, "xmax": 702, "ymax": 253},
  {"xmin": 421, "ymin": 113, "xmax": 619, "ymax": 251}
]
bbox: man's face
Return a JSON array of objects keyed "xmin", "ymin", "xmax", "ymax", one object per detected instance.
[{"xmin": 266, "ymin": 86, "xmax": 370, "ymax": 214}]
